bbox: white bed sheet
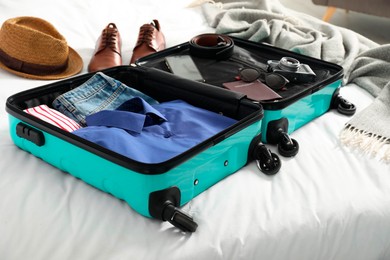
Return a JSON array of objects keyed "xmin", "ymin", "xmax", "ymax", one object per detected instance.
[{"xmin": 1, "ymin": 0, "xmax": 390, "ymax": 259}]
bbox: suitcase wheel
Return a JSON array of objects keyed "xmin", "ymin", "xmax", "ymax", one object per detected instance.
[
  {"xmin": 162, "ymin": 203, "xmax": 198, "ymax": 233},
  {"xmin": 277, "ymin": 133, "xmax": 299, "ymax": 157},
  {"xmin": 253, "ymin": 143, "xmax": 281, "ymax": 175},
  {"xmin": 333, "ymin": 95, "xmax": 356, "ymax": 116},
  {"xmin": 266, "ymin": 118, "xmax": 299, "ymax": 157},
  {"xmin": 149, "ymin": 187, "xmax": 198, "ymax": 232}
]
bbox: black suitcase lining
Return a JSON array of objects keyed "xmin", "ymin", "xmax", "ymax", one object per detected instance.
[{"xmin": 137, "ymin": 37, "xmax": 344, "ymax": 110}]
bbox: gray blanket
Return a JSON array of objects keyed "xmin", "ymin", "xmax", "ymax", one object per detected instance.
[{"xmin": 199, "ymin": 0, "xmax": 390, "ymax": 163}]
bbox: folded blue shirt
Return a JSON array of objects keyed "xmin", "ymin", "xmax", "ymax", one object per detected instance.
[{"xmin": 73, "ymin": 97, "xmax": 237, "ymax": 163}]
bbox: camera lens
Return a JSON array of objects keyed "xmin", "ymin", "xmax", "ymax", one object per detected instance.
[{"xmin": 278, "ymin": 57, "xmax": 300, "ymax": 72}]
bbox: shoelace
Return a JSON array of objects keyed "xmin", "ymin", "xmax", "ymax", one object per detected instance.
[
  {"xmin": 101, "ymin": 23, "xmax": 120, "ymax": 53},
  {"xmin": 136, "ymin": 24, "xmax": 156, "ymax": 45}
]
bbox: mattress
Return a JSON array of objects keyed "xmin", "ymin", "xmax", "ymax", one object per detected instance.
[{"xmin": 1, "ymin": 0, "xmax": 390, "ymax": 259}]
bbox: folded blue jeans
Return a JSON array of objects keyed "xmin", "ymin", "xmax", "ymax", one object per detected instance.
[{"xmin": 52, "ymin": 72, "xmax": 158, "ymax": 126}]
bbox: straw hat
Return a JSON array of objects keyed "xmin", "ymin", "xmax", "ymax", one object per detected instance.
[{"xmin": 0, "ymin": 16, "xmax": 83, "ymax": 80}]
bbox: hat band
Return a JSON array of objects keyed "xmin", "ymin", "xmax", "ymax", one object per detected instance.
[{"xmin": 0, "ymin": 48, "xmax": 68, "ymax": 76}]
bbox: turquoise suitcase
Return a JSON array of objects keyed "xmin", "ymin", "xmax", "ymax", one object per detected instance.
[
  {"xmin": 6, "ymin": 66, "xmax": 280, "ymax": 232},
  {"xmin": 137, "ymin": 34, "xmax": 356, "ymax": 157}
]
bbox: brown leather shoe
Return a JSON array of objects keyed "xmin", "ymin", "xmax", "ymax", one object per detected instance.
[
  {"xmin": 130, "ymin": 20, "xmax": 165, "ymax": 64},
  {"xmin": 88, "ymin": 23, "xmax": 122, "ymax": 72}
]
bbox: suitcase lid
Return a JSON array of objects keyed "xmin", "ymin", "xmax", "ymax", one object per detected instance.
[{"xmin": 136, "ymin": 35, "xmax": 344, "ymax": 110}]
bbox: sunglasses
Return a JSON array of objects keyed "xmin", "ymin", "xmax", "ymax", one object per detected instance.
[{"xmin": 238, "ymin": 67, "xmax": 289, "ymax": 90}]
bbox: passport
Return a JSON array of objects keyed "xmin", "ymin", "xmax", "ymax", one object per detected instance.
[{"xmin": 222, "ymin": 80, "xmax": 282, "ymax": 101}]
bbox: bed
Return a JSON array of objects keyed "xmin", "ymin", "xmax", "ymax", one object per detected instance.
[{"xmin": 1, "ymin": 0, "xmax": 390, "ymax": 259}]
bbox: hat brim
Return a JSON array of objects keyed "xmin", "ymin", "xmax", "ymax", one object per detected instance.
[{"xmin": 0, "ymin": 46, "xmax": 83, "ymax": 80}]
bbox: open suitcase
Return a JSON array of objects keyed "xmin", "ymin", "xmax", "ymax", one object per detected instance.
[
  {"xmin": 6, "ymin": 66, "xmax": 281, "ymax": 232},
  {"xmin": 136, "ymin": 34, "xmax": 356, "ymax": 157}
]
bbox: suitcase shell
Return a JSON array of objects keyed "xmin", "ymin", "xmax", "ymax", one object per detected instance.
[
  {"xmin": 136, "ymin": 36, "xmax": 355, "ymax": 155},
  {"xmin": 6, "ymin": 66, "xmax": 265, "ymax": 232}
]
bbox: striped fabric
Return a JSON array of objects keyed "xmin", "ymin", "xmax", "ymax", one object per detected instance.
[{"xmin": 24, "ymin": 105, "xmax": 81, "ymax": 132}]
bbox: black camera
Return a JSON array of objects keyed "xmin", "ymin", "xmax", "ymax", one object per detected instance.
[{"xmin": 267, "ymin": 57, "xmax": 316, "ymax": 84}]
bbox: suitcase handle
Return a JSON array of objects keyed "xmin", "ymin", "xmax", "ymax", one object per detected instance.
[{"xmin": 16, "ymin": 122, "xmax": 45, "ymax": 146}]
